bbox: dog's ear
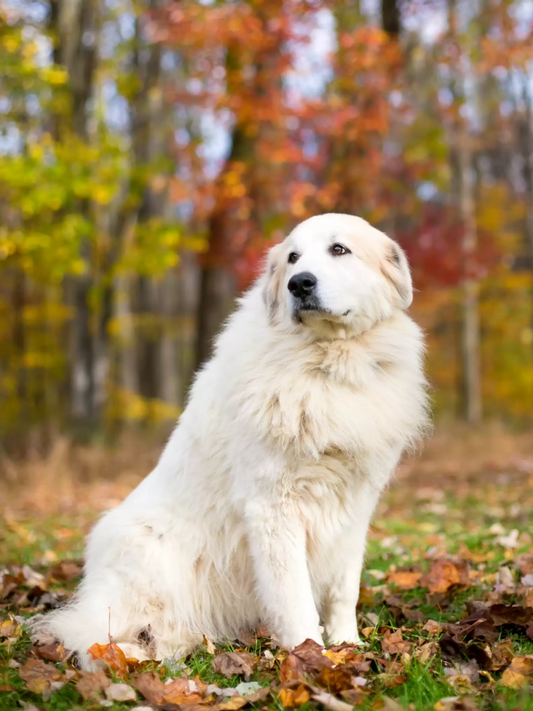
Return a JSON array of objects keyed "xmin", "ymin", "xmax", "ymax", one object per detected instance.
[
  {"xmin": 262, "ymin": 243, "xmax": 285, "ymax": 321},
  {"xmin": 381, "ymin": 241, "xmax": 413, "ymax": 309}
]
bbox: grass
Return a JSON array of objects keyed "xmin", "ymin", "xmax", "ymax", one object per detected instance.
[{"xmin": 1, "ymin": 431, "xmax": 533, "ymax": 711}]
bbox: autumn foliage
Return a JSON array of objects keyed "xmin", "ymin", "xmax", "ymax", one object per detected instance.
[{"xmin": 0, "ymin": 0, "xmax": 532, "ymax": 454}]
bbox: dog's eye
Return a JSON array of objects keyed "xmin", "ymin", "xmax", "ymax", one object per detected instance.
[
  {"xmin": 288, "ymin": 252, "xmax": 300, "ymax": 264},
  {"xmin": 330, "ymin": 243, "xmax": 350, "ymax": 256}
]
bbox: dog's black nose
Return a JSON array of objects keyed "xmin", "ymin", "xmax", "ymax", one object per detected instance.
[{"xmin": 288, "ymin": 272, "xmax": 317, "ymax": 299}]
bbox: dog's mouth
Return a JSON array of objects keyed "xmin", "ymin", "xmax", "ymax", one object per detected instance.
[{"xmin": 292, "ymin": 300, "xmax": 352, "ymax": 324}]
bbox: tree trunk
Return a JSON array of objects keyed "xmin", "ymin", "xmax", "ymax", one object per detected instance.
[
  {"xmin": 458, "ymin": 136, "xmax": 482, "ymax": 423},
  {"xmin": 381, "ymin": 0, "xmax": 401, "ymax": 37},
  {"xmin": 50, "ymin": 0, "xmax": 101, "ymax": 432},
  {"xmin": 519, "ymin": 78, "xmax": 533, "ymax": 331},
  {"xmin": 447, "ymin": 0, "xmax": 482, "ymax": 423}
]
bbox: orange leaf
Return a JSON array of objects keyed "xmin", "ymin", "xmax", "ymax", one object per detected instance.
[
  {"xmin": 88, "ymin": 642, "xmax": 128, "ymax": 679},
  {"xmin": 387, "ymin": 571, "xmax": 422, "ymax": 590},
  {"xmin": 421, "ymin": 559, "xmax": 470, "ymax": 594},
  {"xmin": 279, "ymin": 684, "xmax": 310, "ymax": 708}
]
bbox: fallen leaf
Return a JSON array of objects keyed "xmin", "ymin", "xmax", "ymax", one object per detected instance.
[
  {"xmin": 421, "ymin": 559, "xmax": 470, "ymax": 594},
  {"xmin": 34, "ymin": 642, "xmax": 67, "ymax": 662},
  {"xmin": 423, "ymin": 620, "xmax": 442, "ymax": 636},
  {"xmin": 76, "ymin": 670, "xmax": 111, "ymax": 702},
  {"xmin": 381, "ymin": 629, "xmax": 412, "ymax": 655},
  {"xmin": 387, "ymin": 570, "xmax": 422, "ymax": 590},
  {"xmin": 0, "ymin": 619, "xmax": 21, "ymax": 639},
  {"xmin": 500, "ymin": 655, "xmax": 533, "ymax": 688},
  {"xmin": 279, "ymin": 684, "xmax": 310, "ymax": 708},
  {"xmin": 280, "ymin": 638, "xmax": 333, "ymax": 682},
  {"xmin": 133, "ymin": 671, "xmax": 166, "ymax": 705},
  {"xmin": 489, "ymin": 603, "xmax": 533, "ymax": 629},
  {"xmin": 488, "ymin": 640, "xmax": 514, "ymax": 671},
  {"xmin": 88, "ymin": 641, "xmax": 128, "ymax": 678},
  {"xmin": 105, "ymin": 682, "xmax": 138, "ymax": 702},
  {"xmin": 315, "ymin": 666, "xmax": 354, "ymax": 693},
  {"xmin": 19, "ymin": 658, "xmax": 63, "ymax": 695},
  {"xmin": 416, "ymin": 641, "xmax": 440, "ymax": 664},
  {"xmin": 372, "ymin": 695, "xmax": 404, "ymax": 710},
  {"xmin": 49, "ymin": 561, "xmax": 82, "ymax": 581},
  {"xmin": 162, "ymin": 676, "xmax": 204, "ymax": 705},
  {"xmin": 212, "ymin": 652, "xmax": 255, "ymax": 681},
  {"xmin": 434, "ymin": 697, "xmax": 479, "ymax": 711},
  {"xmin": 216, "ymin": 696, "xmax": 249, "ymax": 710}
]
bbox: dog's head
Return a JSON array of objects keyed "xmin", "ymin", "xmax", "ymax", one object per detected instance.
[{"xmin": 263, "ymin": 213, "xmax": 413, "ymax": 335}]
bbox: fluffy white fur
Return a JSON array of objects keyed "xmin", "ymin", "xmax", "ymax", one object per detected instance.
[{"xmin": 43, "ymin": 213, "xmax": 429, "ymax": 669}]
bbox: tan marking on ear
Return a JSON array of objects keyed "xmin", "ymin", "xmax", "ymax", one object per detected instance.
[
  {"xmin": 263, "ymin": 244, "xmax": 285, "ymax": 321},
  {"xmin": 380, "ymin": 242, "xmax": 413, "ymax": 309}
]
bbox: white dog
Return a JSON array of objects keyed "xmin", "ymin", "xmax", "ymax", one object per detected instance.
[{"xmin": 43, "ymin": 213, "xmax": 429, "ymax": 668}]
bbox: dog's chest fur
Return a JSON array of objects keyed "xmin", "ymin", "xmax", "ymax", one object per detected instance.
[{"xmin": 239, "ymin": 315, "xmax": 427, "ymax": 471}]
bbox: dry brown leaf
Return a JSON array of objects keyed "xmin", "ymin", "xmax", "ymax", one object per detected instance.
[
  {"xmin": 162, "ymin": 676, "xmax": 204, "ymax": 706},
  {"xmin": 423, "ymin": 620, "xmax": 442, "ymax": 636},
  {"xmin": 19, "ymin": 658, "xmax": 63, "ymax": 696},
  {"xmin": 488, "ymin": 640, "xmax": 514, "ymax": 671},
  {"xmin": 280, "ymin": 638, "xmax": 333, "ymax": 683},
  {"xmin": 0, "ymin": 619, "xmax": 21, "ymax": 639},
  {"xmin": 279, "ymin": 653, "xmax": 306, "ymax": 683},
  {"xmin": 500, "ymin": 654, "xmax": 533, "ymax": 689},
  {"xmin": 416, "ymin": 641, "xmax": 440, "ymax": 664},
  {"xmin": 371, "ymin": 695, "xmax": 404, "ymax": 710},
  {"xmin": 133, "ymin": 671, "xmax": 166, "ymax": 705},
  {"xmin": 381, "ymin": 629, "xmax": 412, "ymax": 655},
  {"xmin": 212, "ymin": 652, "xmax": 255, "ymax": 681},
  {"xmin": 88, "ymin": 641, "xmax": 128, "ymax": 679},
  {"xmin": 421, "ymin": 559, "xmax": 470, "ymax": 594},
  {"xmin": 49, "ymin": 561, "xmax": 82, "ymax": 581},
  {"xmin": 434, "ymin": 697, "xmax": 479, "ymax": 711},
  {"xmin": 279, "ymin": 684, "xmax": 311, "ymax": 708},
  {"xmin": 323, "ymin": 646, "xmax": 359, "ymax": 665},
  {"xmin": 34, "ymin": 642, "xmax": 67, "ymax": 663},
  {"xmin": 315, "ymin": 666, "xmax": 354, "ymax": 693},
  {"xmin": 216, "ymin": 695, "xmax": 249, "ymax": 710},
  {"xmin": 387, "ymin": 570, "xmax": 422, "ymax": 590},
  {"xmin": 76, "ymin": 669, "xmax": 111, "ymax": 702}
]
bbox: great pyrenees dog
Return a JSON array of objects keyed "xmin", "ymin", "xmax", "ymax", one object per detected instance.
[{"xmin": 43, "ymin": 213, "xmax": 429, "ymax": 668}]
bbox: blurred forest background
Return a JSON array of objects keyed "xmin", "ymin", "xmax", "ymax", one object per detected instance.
[{"xmin": 1, "ymin": 0, "xmax": 533, "ymax": 466}]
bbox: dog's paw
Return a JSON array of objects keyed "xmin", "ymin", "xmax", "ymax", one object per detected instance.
[
  {"xmin": 324, "ymin": 624, "xmax": 364, "ymax": 647},
  {"xmin": 278, "ymin": 628, "xmax": 325, "ymax": 650}
]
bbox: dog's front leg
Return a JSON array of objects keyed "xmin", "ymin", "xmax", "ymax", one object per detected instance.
[
  {"xmin": 244, "ymin": 499, "xmax": 323, "ymax": 649},
  {"xmin": 323, "ymin": 481, "xmax": 381, "ymax": 645}
]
